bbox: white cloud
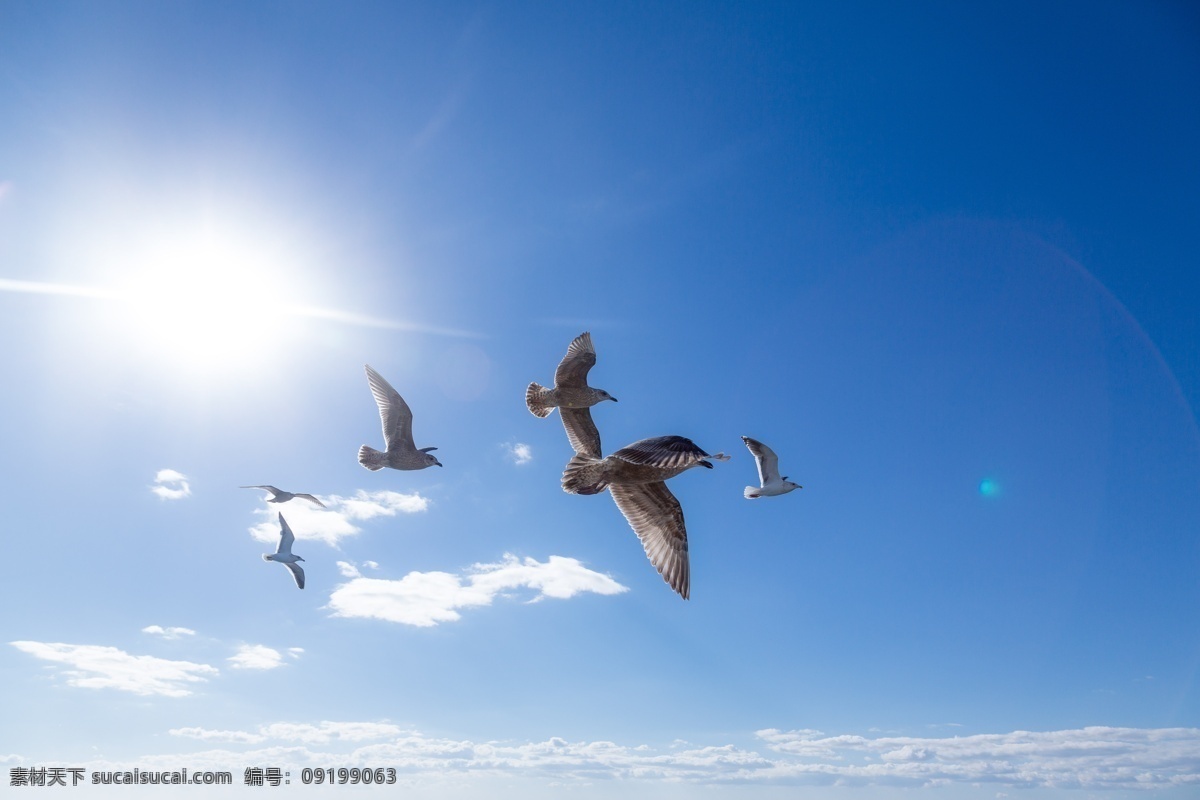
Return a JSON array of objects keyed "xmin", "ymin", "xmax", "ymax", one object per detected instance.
[
  {"xmin": 506, "ymin": 442, "xmax": 533, "ymax": 465},
  {"xmin": 228, "ymin": 644, "xmax": 285, "ymax": 671},
  {"xmin": 149, "ymin": 725, "xmax": 1200, "ymax": 790},
  {"xmin": 141, "ymin": 625, "xmax": 196, "ymax": 640},
  {"xmin": 363, "ymin": 561, "xmax": 380, "ymax": 570},
  {"xmin": 249, "ymin": 489, "xmax": 429, "ymax": 547},
  {"xmin": 10, "ymin": 641, "xmax": 217, "ymax": 697},
  {"xmin": 150, "ymin": 468, "xmax": 191, "ymax": 500},
  {"xmin": 752, "ymin": 726, "xmax": 1200, "ymax": 788},
  {"xmin": 287, "ymin": 647, "xmax": 304, "ymax": 659},
  {"xmin": 336, "ymin": 561, "xmax": 361, "ymax": 578},
  {"xmin": 327, "ymin": 554, "xmax": 628, "ymax": 627}
]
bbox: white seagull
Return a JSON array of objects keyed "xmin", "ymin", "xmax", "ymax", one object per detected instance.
[
  {"xmin": 741, "ymin": 436, "xmax": 802, "ymax": 498},
  {"xmin": 562, "ymin": 435, "xmax": 728, "ymax": 599},
  {"xmin": 262, "ymin": 513, "xmax": 305, "ymax": 589},
  {"xmin": 240, "ymin": 485, "xmax": 326, "ymax": 508},
  {"xmin": 358, "ymin": 364, "xmax": 442, "ymax": 471}
]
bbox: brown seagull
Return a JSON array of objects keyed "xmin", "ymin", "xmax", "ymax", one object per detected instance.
[
  {"xmin": 526, "ymin": 332, "xmax": 617, "ymax": 458},
  {"xmin": 358, "ymin": 365, "xmax": 442, "ymax": 471},
  {"xmin": 562, "ymin": 435, "xmax": 728, "ymax": 599}
]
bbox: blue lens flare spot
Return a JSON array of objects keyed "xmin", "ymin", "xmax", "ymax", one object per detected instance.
[{"xmin": 979, "ymin": 478, "xmax": 999, "ymax": 497}]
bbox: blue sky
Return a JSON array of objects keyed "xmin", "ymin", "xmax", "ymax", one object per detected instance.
[{"xmin": 1, "ymin": 1, "xmax": 1198, "ymax": 797}]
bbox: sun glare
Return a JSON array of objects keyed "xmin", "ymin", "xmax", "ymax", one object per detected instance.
[{"xmin": 115, "ymin": 228, "xmax": 306, "ymax": 372}]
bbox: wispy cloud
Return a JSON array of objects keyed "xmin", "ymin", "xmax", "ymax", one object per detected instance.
[
  {"xmin": 327, "ymin": 554, "xmax": 628, "ymax": 627},
  {"xmin": 145, "ymin": 725, "xmax": 1200, "ymax": 790},
  {"xmin": 227, "ymin": 644, "xmax": 288, "ymax": 671},
  {"xmin": 248, "ymin": 489, "xmax": 429, "ymax": 547},
  {"xmin": 150, "ymin": 468, "xmax": 190, "ymax": 500},
  {"xmin": 171, "ymin": 721, "xmax": 404, "ymax": 746},
  {"xmin": 505, "ymin": 442, "xmax": 533, "ymax": 465},
  {"xmin": 10, "ymin": 641, "xmax": 217, "ymax": 697},
  {"xmin": 0, "ymin": 278, "xmax": 479, "ymax": 339},
  {"xmin": 0, "ymin": 277, "xmax": 118, "ymax": 300},
  {"xmin": 141, "ymin": 625, "xmax": 196, "ymax": 640}
]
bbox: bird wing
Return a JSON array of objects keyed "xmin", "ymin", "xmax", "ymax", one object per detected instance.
[
  {"xmin": 284, "ymin": 561, "xmax": 305, "ymax": 589},
  {"xmin": 296, "ymin": 493, "xmax": 326, "ymax": 508},
  {"xmin": 560, "ymin": 408, "xmax": 602, "ymax": 458},
  {"xmin": 613, "ymin": 435, "xmax": 708, "ymax": 470},
  {"xmin": 242, "ymin": 485, "xmax": 281, "ymax": 497},
  {"xmin": 365, "ymin": 364, "xmax": 415, "ymax": 452},
  {"xmin": 609, "ymin": 482, "xmax": 690, "ymax": 599},
  {"xmin": 553, "ymin": 332, "xmax": 597, "ymax": 388},
  {"xmin": 741, "ymin": 436, "xmax": 781, "ymax": 486},
  {"xmin": 276, "ymin": 513, "xmax": 296, "ymax": 555}
]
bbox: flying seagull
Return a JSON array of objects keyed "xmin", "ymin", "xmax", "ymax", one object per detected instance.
[
  {"xmin": 526, "ymin": 331, "xmax": 617, "ymax": 458},
  {"xmin": 240, "ymin": 485, "xmax": 326, "ymax": 508},
  {"xmin": 562, "ymin": 435, "xmax": 728, "ymax": 599},
  {"xmin": 741, "ymin": 436, "xmax": 802, "ymax": 498},
  {"xmin": 359, "ymin": 364, "xmax": 442, "ymax": 471},
  {"xmin": 262, "ymin": 513, "xmax": 305, "ymax": 589}
]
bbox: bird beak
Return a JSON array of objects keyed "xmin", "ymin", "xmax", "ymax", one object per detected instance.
[
  {"xmin": 435, "ymin": 461, "xmax": 443, "ymax": 467},
  {"xmin": 298, "ymin": 557, "xmax": 306, "ymax": 562}
]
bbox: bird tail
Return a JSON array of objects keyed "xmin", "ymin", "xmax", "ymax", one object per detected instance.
[
  {"xmin": 744, "ymin": 486, "xmax": 762, "ymax": 499},
  {"xmin": 562, "ymin": 453, "xmax": 609, "ymax": 495},
  {"xmin": 526, "ymin": 382, "xmax": 554, "ymax": 418},
  {"xmin": 358, "ymin": 444, "xmax": 387, "ymax": 470}
]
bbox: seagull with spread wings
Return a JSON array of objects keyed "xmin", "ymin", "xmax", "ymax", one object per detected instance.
[
  {"xmin": 262, "ymin": 513, "xmax": 306, "ymax": 589},
  {"xmin": 526, "ymin": 332, "xmax": 617, "ymax": 457},
  {"xmin": 741, "ymin": 436, "xmax": 802, "ymax": 498},
  {"xmin": 358, "ymin": 364, "xmax": 442, "ymax": 471},
  {"xmin": 562, "ymin": 435, "xmax": 728, "ymax": 599},
  {"xmin": 240, "ymin": 485, "xmax": 326, "ymax": 508}
]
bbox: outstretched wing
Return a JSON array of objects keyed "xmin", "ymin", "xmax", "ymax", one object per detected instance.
[
  {"xmin": 609, "ymin": 482, "xmax": 690, "ymax": 599},
  {"xmin": 741, "ymin": 436, "xmax": 781, "ymax": 486},
  {"xmin": 276, "ymin": 514, "xmax": 296, "ymax": 555},
  {"xmin": 295, "ymin": 493, "xmax": 326, "ymax": 508},
  {"xmin": 284, "ymin": 562, "xmax": 305, "ymax": 589},
  {"xmin": 554, "ymin": 332, "xmax": 597, "ymax": 388},
  {"xmin": 365, "ymin": 365, "xmax": 415, "ymax": 452},
  {"xmin": 560, "ymin": 408, "xmax": 602, "ymax": 458},
  {"xmin": 613, "ymin": 435, "xmax": 709, "ymax": 470}
]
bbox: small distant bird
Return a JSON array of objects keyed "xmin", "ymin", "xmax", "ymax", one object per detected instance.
[
  {"xmin": 526, "ymin": 332, "xmax": 617, "ymax": 458},
  {"xmin": 263, "ymin": 513, "xmax": 305, "ymax": 589},
  {"xmin": 240, "ymin": 485, "xmax": 326, "ymax": 508},
  {"xmin": 359, "ymin": 364, "xmax": 442, "ymax": 471},
  {"xmin": 741, "ymin": 436, "xmax": 802, "ymax": 498},
  {"xmin": 562, "ymin": 435, "xmax": 728, "ymax": 600}
]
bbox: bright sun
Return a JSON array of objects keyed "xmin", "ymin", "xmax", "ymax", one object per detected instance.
[{"xmin": 114, "ymin": 227, "xmax": 308, "ymax": 372}]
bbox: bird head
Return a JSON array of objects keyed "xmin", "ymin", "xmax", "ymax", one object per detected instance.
[
  {"xmin": 426, "ymin": 453, "xmax": 443, "ymax": 467},
  {"xmin": 599, "ymin": 390, "xmax": 617, "ymax": 403}
]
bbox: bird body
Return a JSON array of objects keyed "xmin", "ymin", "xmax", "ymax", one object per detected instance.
[
  {"xmin": 359, "ymin": 364, "xmax": 442, "ymax": 471},
  {"xmin": 741, "ymin": 436, "xmax": 801, "ymax": 498},
  {"xmin": 527, "ymin": 332, "xmax": 617, "ymax": 458},
  {"xmin": 262, "ymin": 513, "xmax": 305, "ymax": 589},
  {"xmin": 562, "ymin": 435, "xmax": 728, "ymax": 599},
  {"xmin": 240, "ymin": 485, "xmax": 325, "ymax": 508}
]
